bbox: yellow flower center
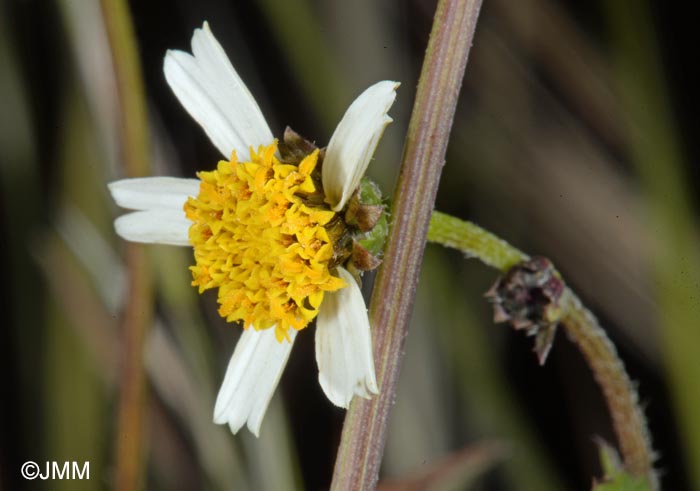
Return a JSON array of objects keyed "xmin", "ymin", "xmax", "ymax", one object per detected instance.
[{"xmin": 184, "ymin": 141, "xmax": 346, "ymax": 341}]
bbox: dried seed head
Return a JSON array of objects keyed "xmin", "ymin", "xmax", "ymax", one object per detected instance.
[{"xmin": 485, "ymin": 256, "xmax": 566, "ymax": 364}]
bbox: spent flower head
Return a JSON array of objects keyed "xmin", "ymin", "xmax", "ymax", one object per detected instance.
[{"xmin": 108, "ymin": 22, "xmax": 398, "ymax": 436}]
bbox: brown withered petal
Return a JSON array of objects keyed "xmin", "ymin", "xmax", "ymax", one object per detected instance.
[
  {"xmin": 492, "ymin": 304, "xmax": 511, "ymax": 323},
  {"xmin": 279, "ymin": 126, "xmax": 319, "ymax": 162},
  {"xmin": 351, "ymin": 240, "xmax": 383, "ymax": 271},
  {"xmin": 534, "ymin": 324, "xmax": 558, "ymax": 365},
  {"xmin": 346, "ymin": 202, "xmax": 384, "ymax": 232}
]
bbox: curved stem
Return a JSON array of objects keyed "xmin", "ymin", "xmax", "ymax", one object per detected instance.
[
  {"xmin": 562, "ymin": 293, "xmax": 657, "ymax": 488},
  {"xmin": 428, "ymin": 211, "xmax": 657, "ymax": 488},
  {"xmin": 428, "ymin": 211, "xmax": 528, "ymax": 270},
  {"xmin": 330, "ymin": 0, "xmax": 483, "ymax": 489}
]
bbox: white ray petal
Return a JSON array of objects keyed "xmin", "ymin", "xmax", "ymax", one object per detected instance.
[
  {"xmin": 108, "ymin": 177, "xmax": 199, "ymax": 211},
  {"xmin": 315, "ymin": 267, "xmax": 378, "ymax": 407},
  {"xmin": 214, "ymin": 328, "xmax": 296, "ymax": 436},
  {"xmin": 323, "ymin": 81, "xmax": 399, "ymax": 211},
  {"xmin": 114, "ymin": 209, "xmax": 191, "ymax": 246},
  {"xmin": 163, "ymin": 22, "xmax": 273, "ymax": 159}
]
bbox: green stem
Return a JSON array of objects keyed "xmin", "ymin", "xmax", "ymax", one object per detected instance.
[
  {"xmin": 427, "ymin": 211, "xmax": 528, "ymax": 270},
  {"xmin": 428, "ymin": 211, "xmax": 658, "ymax": 489},
  {"xmin": 330, "ymin": 0, "xmax": 483, "ymax": 489},
  {"xmin": 100, "ymin": 0, "xmax": 153, "ymax": 489}
]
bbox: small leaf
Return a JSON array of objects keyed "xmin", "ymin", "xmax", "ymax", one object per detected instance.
[
  {"xmin": 592, "ymin": 440, "xmax": 651, "ymax": 491},
  {"xmin": 358, "ymin": 176, "xmax": 383, "ymax": 205},
  {"xmin": 593, "ymin": 474, "xmax": 649, "ymax": 491},
  {"xmin": 358, "ymin": 212, "xmax": 388, "ymax": 257}
]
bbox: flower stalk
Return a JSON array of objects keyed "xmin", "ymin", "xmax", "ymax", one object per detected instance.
[
  {"xmin": 428, "ymin": 211, "xmax": 528, "ymax": 270},
  {"xmin": 100, "ymin": 0, "xmax": 153, "ymax": 488},
  {"xmin": 330, "ymin": 0, "xmax": 483, "ymax": 489},
  {"xmin": 428, "ymin": 211, "xmax": 658, "ymax": 489}
]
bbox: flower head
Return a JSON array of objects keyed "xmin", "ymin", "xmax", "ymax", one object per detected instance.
[
  {"xmin": 185, "ymin": 142, "xmax": 344, "ymax": 341},
  {"xmin": 109, "ymin": 22, "xmax": 398, "ymax": 436}
]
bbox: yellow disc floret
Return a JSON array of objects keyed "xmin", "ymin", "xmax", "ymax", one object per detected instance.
[{"xmin": 184, "ymin": 141, "xmax": 346, "ymax": 341}]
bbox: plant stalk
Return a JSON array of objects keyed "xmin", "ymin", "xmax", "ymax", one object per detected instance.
[
  {"xmin": 100, "ymin": 0, "xmax": 153, "ymax": 489},
  {"xmin": 330, "ymin": 0, "xmax": 483, "ymax": 489}
]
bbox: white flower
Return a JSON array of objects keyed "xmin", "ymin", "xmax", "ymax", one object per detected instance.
[{"xmin": 109, "ymin": 22, "xmax": 398, "ymax": 436}]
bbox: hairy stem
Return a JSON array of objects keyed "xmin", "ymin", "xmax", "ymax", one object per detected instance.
[
  {"xmin": 330, "ymin": 0, "xmax": 483, "ymax": 489},
  {"xmin": 562, "ymin": 293, "xmax": 657, "ymax": 488},
  {"xmin": 100, "ymin": 0, "xmax": 153, "ymax": 489},
  {"xmin": 428, "ymin": 211, "xmax": 528, "ymax": 270},
  {"xmin": 428, "ymin": 211, "xmax": 657, "ymax": 488}
]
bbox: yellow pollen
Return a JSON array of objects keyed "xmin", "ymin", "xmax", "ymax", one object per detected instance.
[{"xmin": 184, "ymin": 141, "xmax": 345, "ymax": 341}]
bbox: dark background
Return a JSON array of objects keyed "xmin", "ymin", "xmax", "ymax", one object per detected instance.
[{"xmin": 1, "ymin": 0, "xmax": 698, "ymax": 489}]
